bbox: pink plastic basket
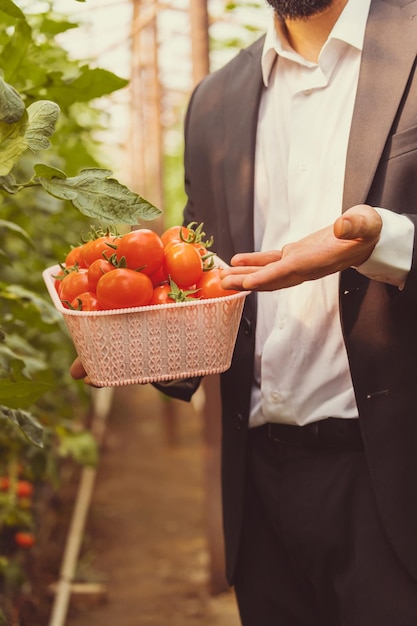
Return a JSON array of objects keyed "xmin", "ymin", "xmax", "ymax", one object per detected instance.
[{"xmin": 43, "ymin": 264, "xmax": 248, "ymax": 387}]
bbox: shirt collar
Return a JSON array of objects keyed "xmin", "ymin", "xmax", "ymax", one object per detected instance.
[{"xmin": 261, "ymin": 0, "xmax": 372, "ymax": 86}]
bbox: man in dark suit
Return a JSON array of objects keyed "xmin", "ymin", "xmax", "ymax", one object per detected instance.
[
  {"xmin": 174, "ymin": 0, "xmax": 417, "ymax": 623},
  {"xmin": 72, "ymin": 0, "xmax": 417, "ymax": 623}
]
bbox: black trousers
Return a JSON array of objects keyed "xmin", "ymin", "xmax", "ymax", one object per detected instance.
[{"xmin": 233, "ymin": 424, "xmax": 417, "ymax": 626}]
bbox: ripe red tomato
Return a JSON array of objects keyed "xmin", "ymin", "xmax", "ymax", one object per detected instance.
[
  {"xmin": 53, "ymin": 268, "xmax": 66, "ymax": 296},
  {"xmin": 96, "ymin": 268, "xmax": 153, "ymax": 309},
  {"xmin": 115, "ymin": 229, "xmax": 164, "ymax": 276},
  {"xmin": 150, "ymin": 283, "xmax": 175, "ymax": 305},
  {"xmin": 14, "ymin": 531, "xmax": 36, "ymax": 549},
  {"xmin": 164, "ymin": 242, "xmax": 203, "ymax": 289},
  {"xmin": 196, "ymin": 268, "xmax": 239, "ymax": 299},
  {"xmin": 16, "ymin": 480, "xmax": 34, "ymax": 498},
  {"xmin": 160, "ymin": 225, "xmax": 191, "ymax": 247},
  {"xmin": 87, "ymin": 258, "xmax": 115, "ymax": 291},
  {"xmin": 70, "ymin": 292, "xmax": 100, "ymax": 311},
  {"xmin": 59, "ymin": 269, "xmax": 90, "ymax": 306},
  {"xmin": 149, "ymin": 264, "xmax": 169, "ymax": 287},
  {"xmin": 0, "ymin": 477, "xmax": 9, "ymax": 491},
  {"xmin": 65, "ymin": 244, "xmax": 87, "ymax": 268},
  {"xmin": 81, "ymin": 235, "xmax": 117, "ymax": 268}
]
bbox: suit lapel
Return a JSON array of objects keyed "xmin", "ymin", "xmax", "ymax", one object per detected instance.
[
  {"xmin": 343, "ymin": 0, "xmax": 417, "ymax": 211},
  {"xmin": 223, "ymin": 39, "xmax": 264, "ymax": 255},
  {"xmin": 222, "ymin": 0, "xmax": 417, "ymax": 243}
]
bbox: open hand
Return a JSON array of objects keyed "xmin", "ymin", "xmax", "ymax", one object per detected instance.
[{"xmin": 220, "ymin": 205, "xmax": 382, "ymax": 291}]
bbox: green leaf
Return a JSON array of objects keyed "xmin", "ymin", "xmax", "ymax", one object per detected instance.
[
  {"xmin": 0, "ymin": 172, "xmax": 21, "ymax": 193},
  {"xmin": 38, "ymin": 18, "xmax": 78, "ymax": 36},
  {"xmin": 0, "ymin": 219, "xmax": 31, "ymax": 242},
  {"xmin": 0, "ymin": 111, "xmax": 28, "ymax": 176},
  {"xmin": 0, "ymin": 378, "xmax": 51, "ymax": 410},
  {"xmin": 1, "ymin": 283, "xmax": 62, "ymax": 325},
  {"xmin": 33, "ymin": 163, "xmax": 66, "ymax": 179},
  {"xmin": 57, "ymin": 429, "xmax": 98, "ymax": 466},
  {"xmin": 2, "ymin": 19, "xmax": 32, "ymax": 83},
  {"xmin": 37, "ymin": 168, "xmax": 163, "ymax": 224},
  {"xmin": 0, "ymin": 405, "xmax": 44, "ymax": 447},
  {"xmin": 46, "ymin": 67, "xmax": 129, "ymax": 107},
  {"xmin": 0, "ymin": 77, "xmax": 25, "ymax": 124},
  {"xmin": 0, "ymin": 0, "xmax": 25, "ymax": 19},
  {"xmin": 25, "ymin": 100, "xmax": 60, "ymax": 151}
]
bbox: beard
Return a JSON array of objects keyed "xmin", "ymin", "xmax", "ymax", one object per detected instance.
[{"xmin": 266, "ymin": 0, "xmax": 334, "ymax": 20}]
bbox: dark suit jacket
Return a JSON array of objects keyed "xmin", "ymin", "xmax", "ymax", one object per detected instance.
[{"xmin": 165, "ymin": 0, "xmax": 417, "ymax": 584}]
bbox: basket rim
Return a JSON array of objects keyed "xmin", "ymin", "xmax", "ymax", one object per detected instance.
[{"xmin": 43, "ymin": 263, "xmax": 249, "ymax": 317}]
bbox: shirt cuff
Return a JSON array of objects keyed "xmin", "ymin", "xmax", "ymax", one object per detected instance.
[{"xmin": 354, "ymin": 208, "xmax": 414, "ymax": 289}]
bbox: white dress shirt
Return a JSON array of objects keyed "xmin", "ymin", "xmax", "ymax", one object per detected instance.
[{"xmin": 250, "ymin": 0, "xmax": 414, "ymax": 428}]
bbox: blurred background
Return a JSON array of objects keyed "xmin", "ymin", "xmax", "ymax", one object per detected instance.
[
  {"xmin": 50, "ymin": 0, "xmax": 269, "ymax": 221},
  {"xmin": 0, "ymin": 1, "xmax": 270, "ymax": 624}
]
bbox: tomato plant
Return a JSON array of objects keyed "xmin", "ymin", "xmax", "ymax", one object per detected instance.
[
  {"xmin": 164, "ymin": 241, "xmax": 203, "ymax": 289},
  {"xmin": 196, "ymin": 268, "xmax": 239, "ymax": 299},
  {"xmin": 96, "ymin": 268, "xmax": 154, "ymax": 309},
  {"xmin": 115, "ymin": 229, "xmax": 164, "ymax": 276}
]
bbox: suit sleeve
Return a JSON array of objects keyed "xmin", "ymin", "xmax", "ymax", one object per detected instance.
[{"xmin": 355, "ymin": 208, "xmax": 415, "ymax": 289}]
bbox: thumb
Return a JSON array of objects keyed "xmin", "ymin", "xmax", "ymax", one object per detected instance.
[{"xmin": 334, "ymin": 205, "xmax": 382, "ymax": 241}]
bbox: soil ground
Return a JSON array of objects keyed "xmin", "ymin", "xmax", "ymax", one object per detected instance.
[{"xmin": 44, "ymin": 383, "xmax": 241, "ymax": 626}]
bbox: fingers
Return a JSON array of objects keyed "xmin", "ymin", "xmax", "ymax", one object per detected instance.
[
  {"xmin": 70, "ymin": 357, "xmax": 87, "ymax": 380},
  {"xmin": 220, "ymin": 267, "xmax": 255, "ymax": 290},
  {"xmin": 230, "ymin": 250, "xmax": 282, "ymax": 266},
  {"xmin": 70, "ymin": 357, "xmax": 103, "ymax": 387},
  {"xmin": 334, "ymin": 205, "xmax": 382, "ymax": 241},
  {"xmin": 220, "ymin": 250, "xmax": 283, "ymax": 290}
]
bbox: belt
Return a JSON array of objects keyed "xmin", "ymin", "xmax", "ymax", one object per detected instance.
[{"xmin": 262, "ymin": 418, "xmax": 363, "ymax": 450}]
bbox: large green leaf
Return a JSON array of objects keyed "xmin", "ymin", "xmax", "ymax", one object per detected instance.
[
  {"xmin": 0, "ymin": 111, "xmax": 28, "ymax": 176},
  {"xmin": 0, "ymin": 377, "xmax": 51, "ymax": 410},
  {"xmin": 0, "ymin": 405, "xmax": 44, "ymax": 447},
  {"xmin": 46, "ymin": 67, "xmax": 129, "ymax": 107},
  {"xmin": 25, "ymin": 100, "xmax": 60, "ymax": 151},
  {"xmin": 0, "ymin": 0, "xmax": 25, "ymax": 19},
  {"xmin": 2, "ymin": 19, "xmax": 32, "ymax": 83},
  {"xmin": 35, "ymin": 166, "xmax": 163, "ymax": 224}
]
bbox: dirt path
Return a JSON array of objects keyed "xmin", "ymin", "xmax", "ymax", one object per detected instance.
[{"xmin": 61, "ymin": 384, "xmax": 241, "ymax": 626}]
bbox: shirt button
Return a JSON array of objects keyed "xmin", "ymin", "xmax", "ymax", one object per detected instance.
[
  {"xmin": 270, "ymin": 391, "xmax": 282, "ymax": 404},
  {"xmin": 241, "ymin": 316, "xmax": 252, "ymax": 336},
  {"xmin": 234, "ymin": 413, "xmax": 244, "ymax": 430}
]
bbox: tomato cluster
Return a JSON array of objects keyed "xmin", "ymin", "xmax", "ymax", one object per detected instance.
[
  {"xmin": 0, "ymin": 477, "xmax": 34, "ymax": 498},
  {"xmin": 0, "ymin": 476, "xmax": 36, "ymax": 548},
  {"xmin": 54, "ymin": 223, "xmax": 238, "ymax": 311}
]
